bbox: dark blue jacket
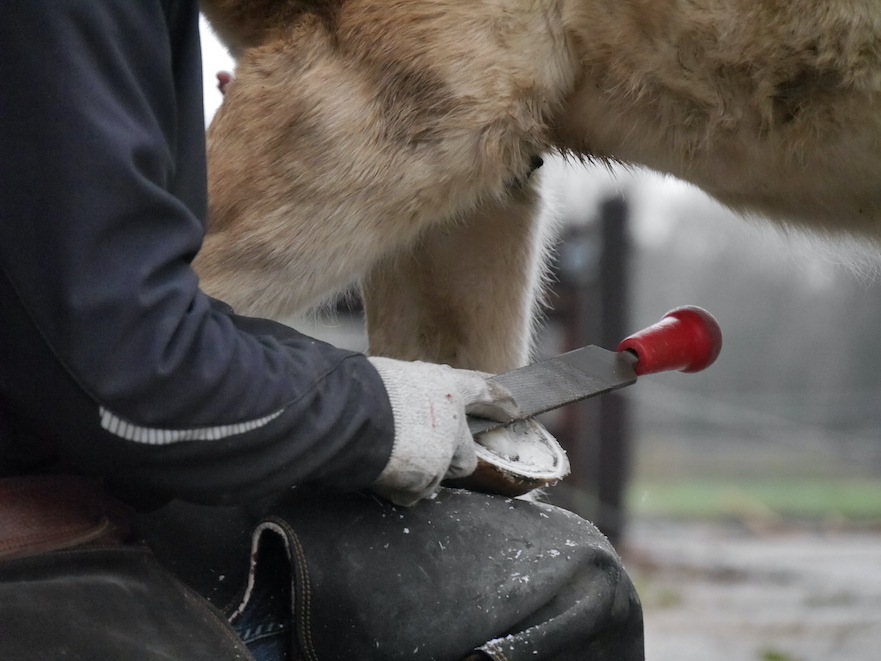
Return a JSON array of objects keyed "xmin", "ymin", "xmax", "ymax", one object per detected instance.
[{"xmin": 0, "ymin": 0, "xmax": 395, "ymax": 506}]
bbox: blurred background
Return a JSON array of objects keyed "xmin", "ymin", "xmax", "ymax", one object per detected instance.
[
  {"xmin": 201, "ymin": 21, "xmax": 881, "ymax": 661},
  {"xmin": 539, "ymin": 159, "xmax": 881, "ymax": 532}
]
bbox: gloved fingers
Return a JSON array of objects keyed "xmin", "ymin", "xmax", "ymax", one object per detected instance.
[
  {"xmin": 367, "ymin": 357, "xmax": 518, "ymax": 506},
  {"xmin": 444, "ymin": 429, "xmax": 478, "ymax": 479},
  {"xmin": 372, "ymin": 479, "xmax": 440, "ymax": 508},
  {"xmin": 451, "ymin": 369, "xmax": 520, "ymax": 422},
  {"xmin": 371, "ymin": 457, "xmax": 447, "ymax": 507}
]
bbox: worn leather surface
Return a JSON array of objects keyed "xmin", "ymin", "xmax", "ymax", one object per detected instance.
[
  {"xmin": 0, "ymin": 475, "xmax": 130, "ymax": 561},
  {"xmin": 0, "ymin": 545, "xmax": 253, "ymax": 660},
  {"xmin": 134, "ymin": 499, "xmax": 258, "ymax": 613},
  {"xmin": 255, "ymin": 488, "xmax": 644, "ymax": 661}
]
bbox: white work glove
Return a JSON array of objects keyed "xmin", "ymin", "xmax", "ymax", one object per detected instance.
[{"xmin": 368, "ymin": 357, "xmax": 520, "ymax": 507}]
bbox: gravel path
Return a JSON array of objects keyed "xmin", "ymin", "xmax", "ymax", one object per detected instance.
[{"xmin": 624, "ymin": 519, "xmax": 881, "ymax": 661}]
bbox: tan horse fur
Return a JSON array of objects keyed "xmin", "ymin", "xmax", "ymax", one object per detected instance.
[{"xmin": 196, "ymin": 0, "xmax": 881, "ymax": 373}]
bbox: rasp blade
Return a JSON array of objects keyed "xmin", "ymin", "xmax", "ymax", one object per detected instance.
[{"xmin": 468, "ymin": 346, "xmax": 638, "ymax": 435}]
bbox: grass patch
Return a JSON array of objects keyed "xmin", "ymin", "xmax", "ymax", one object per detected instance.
[
  {"xmin": 628, "ymin": 478, "xmax": 881, "ymax": 519},
  {"xmin": 758, "ymin": 648, "xmax": 802, "ymax": 661}
]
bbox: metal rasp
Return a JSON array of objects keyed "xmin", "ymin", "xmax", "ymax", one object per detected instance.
[{"xmin": 468, "ymin": 306, "xmax": 722, "ymax": 435}]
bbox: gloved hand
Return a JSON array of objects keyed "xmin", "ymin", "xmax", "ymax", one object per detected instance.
[{"xmin": 368, "ymin": 357, "xmax": 520, "ymax": 507}]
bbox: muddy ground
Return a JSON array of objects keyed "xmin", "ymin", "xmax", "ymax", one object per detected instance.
[{"xmin": 623, "ymin": 518, "xmax": 881, "ymax": 661}]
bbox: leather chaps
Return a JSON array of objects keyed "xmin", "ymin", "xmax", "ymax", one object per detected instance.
[{"xmin": 0, "ymin": 478, "xmax": 644, "ymax": 660}]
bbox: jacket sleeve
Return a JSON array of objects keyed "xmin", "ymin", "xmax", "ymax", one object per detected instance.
[{"xmin": 0, "ymin": 0, "xmax": 395, "ymax": 506}]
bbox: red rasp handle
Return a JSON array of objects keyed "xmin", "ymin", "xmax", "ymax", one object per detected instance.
[{"xmin": 617, "ymin": 306, "xmax": 722, "ymax": 376}]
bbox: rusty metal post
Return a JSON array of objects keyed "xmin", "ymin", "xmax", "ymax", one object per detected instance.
[
  {"xmin": 594, "ymin": 195, "xmax": 632, "ymax": 545},
  {"xmin": 546, "ymin": 194, "xmax": 632, "ymax": 547}
]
